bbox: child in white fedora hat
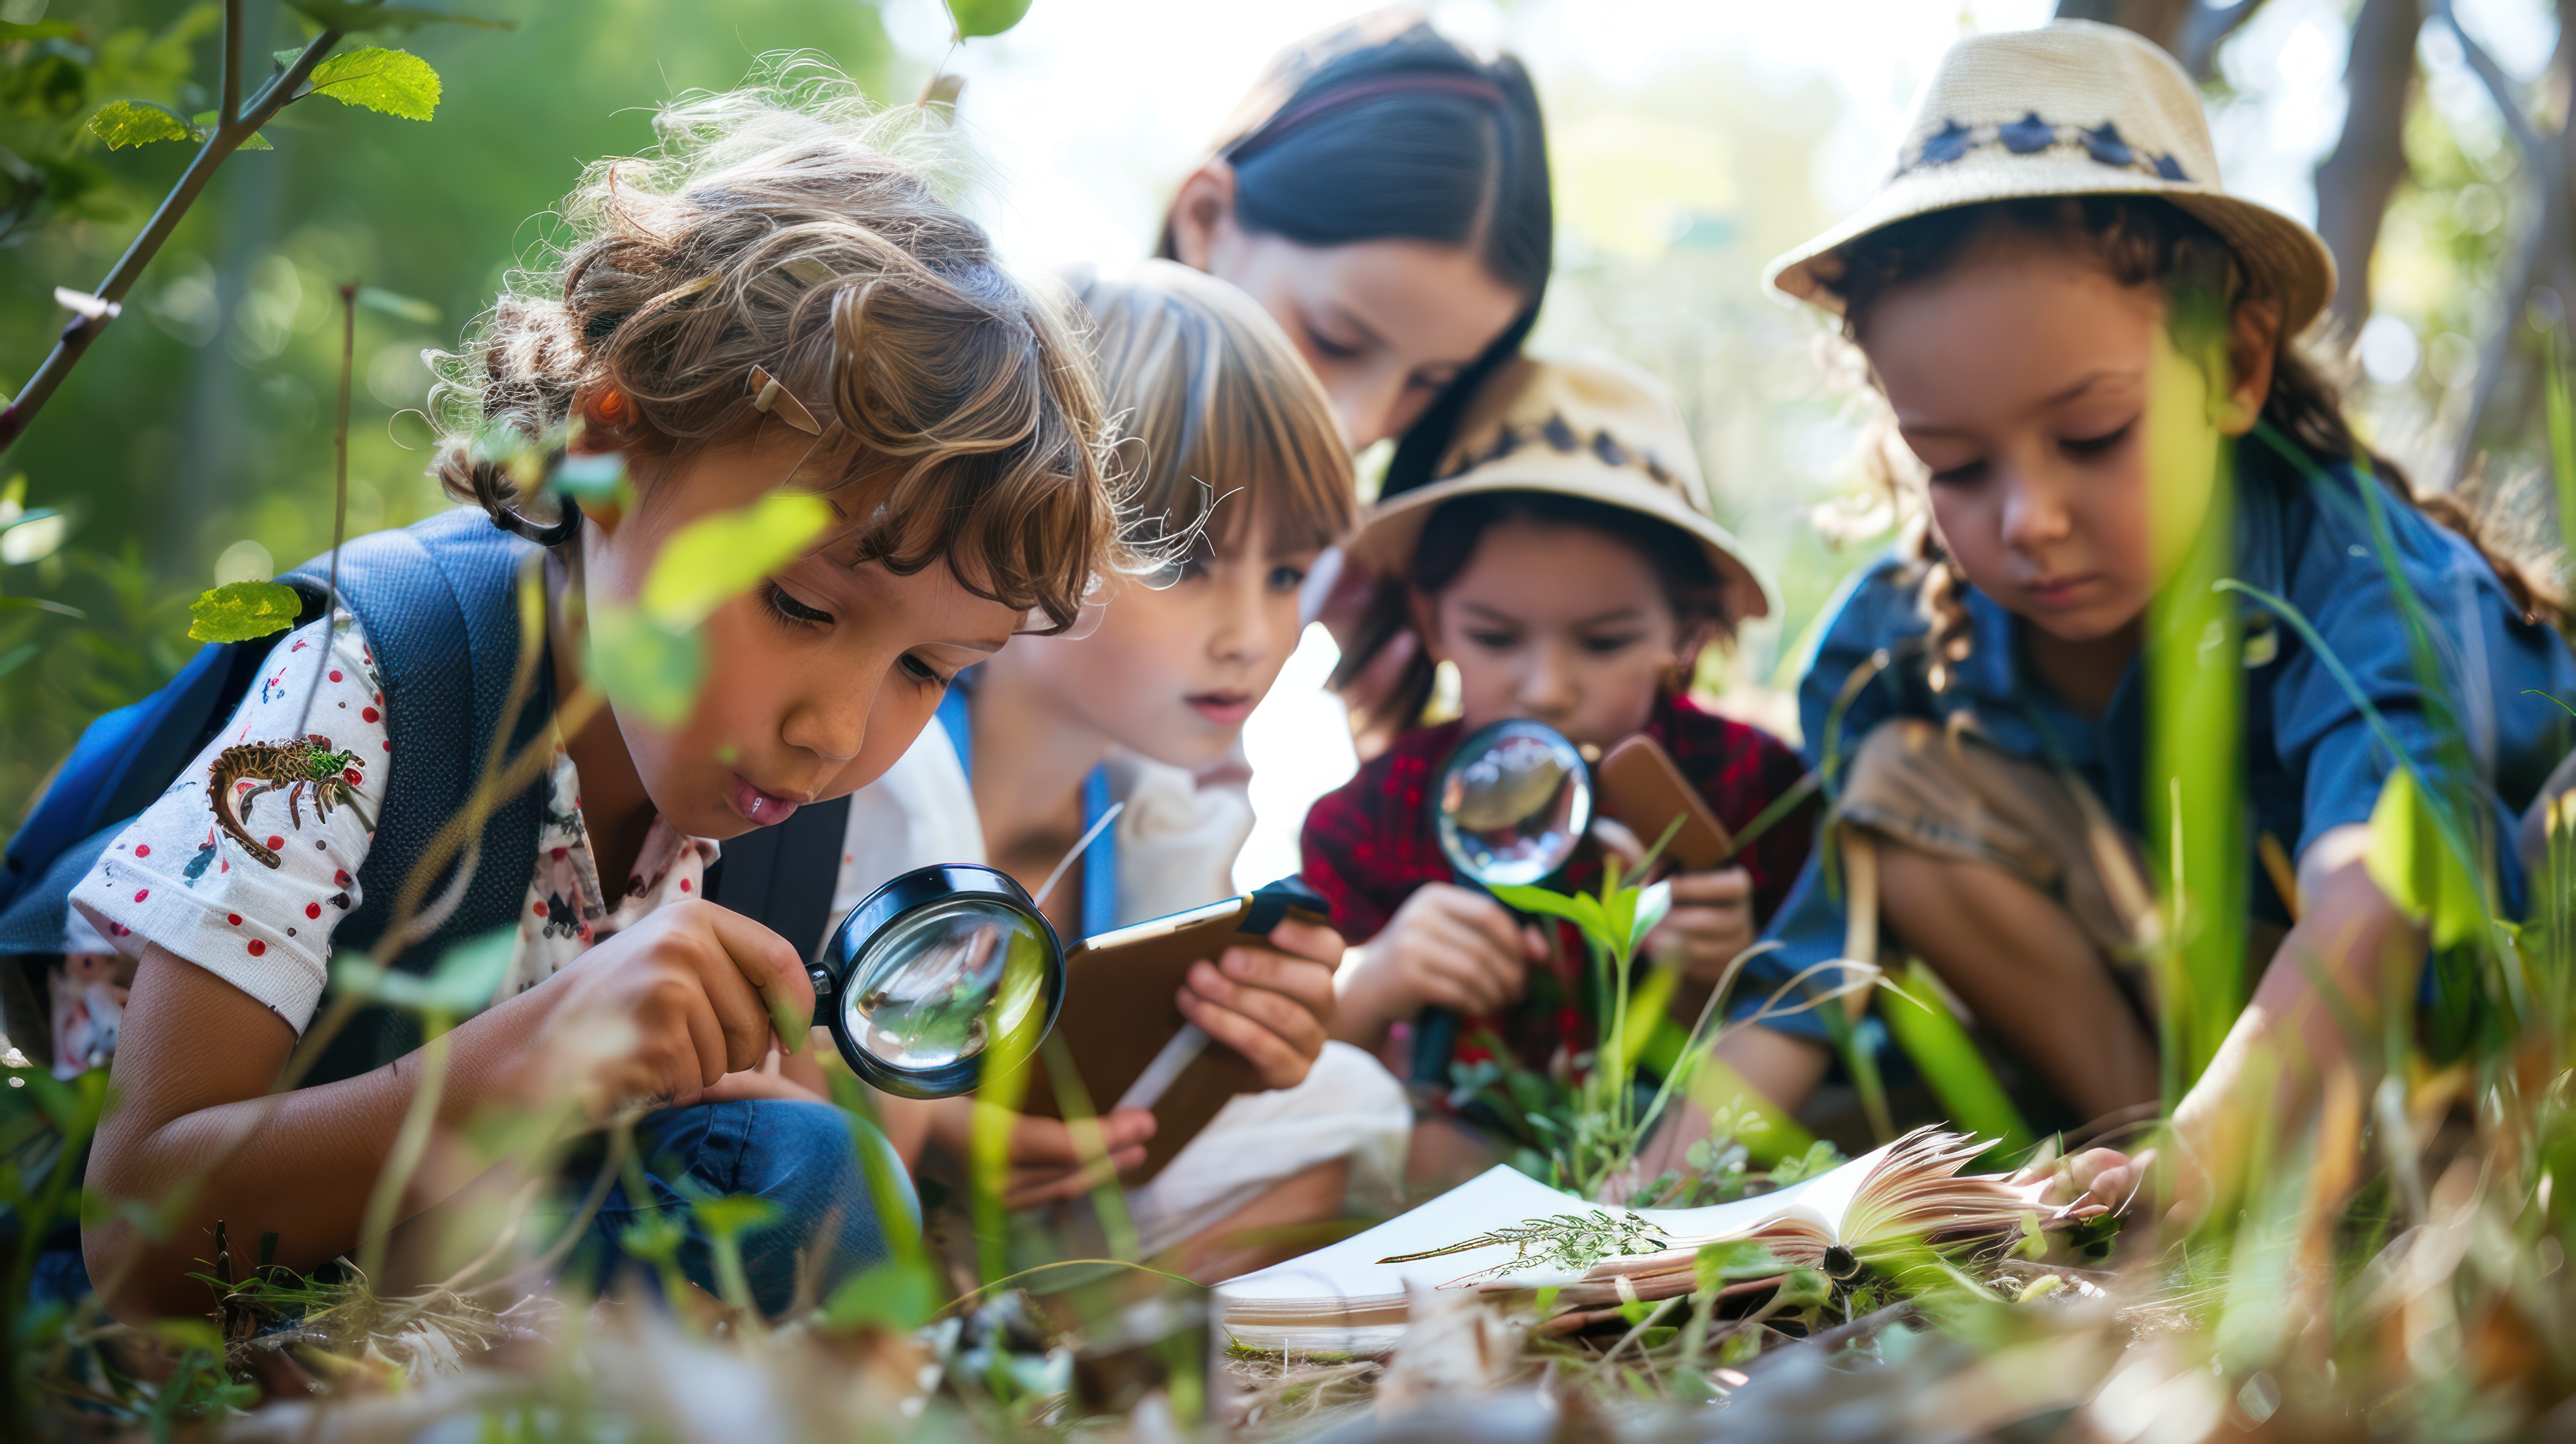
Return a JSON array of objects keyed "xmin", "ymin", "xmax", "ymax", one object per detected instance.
[
  {"xmin": 1744, "ymin": 19, "xmax": 2576, "ymax": 1208},
  {"xmin": 1300, "ymin": 353, "xmax": 1819, "ymax": 1183}
]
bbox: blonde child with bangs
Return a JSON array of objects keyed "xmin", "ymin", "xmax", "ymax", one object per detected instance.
[
  {"xmin": 50, "ymin": 79, "xmax": 1127, "ymax": 1322},
  {"xmin": 839, "ymin": 259, "xmax": 1409, "ymax": 1281}
]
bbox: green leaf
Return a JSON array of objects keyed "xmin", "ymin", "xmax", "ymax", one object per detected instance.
[
  {"xmin": 0, "ymin": 643, "xmax": 36, "ymax": 678},
  {"xmin": 187, "ymin": 580, "xmax": 302, "ymax": 642},
  {"xmin": 0, "ymin": 509, "xmax": 65, "ymax": 564},
  {"xmin": 87, "ymin": 100, "xmax": 195, "ymax": 149},
  {"xmin": 946, "ymin": 0, "xmax": 1033, "ymax": 38},
  {"xmin": 356, "ymin": 284, "xmax": 439, "ymax": 324},
  {"xmin": 586, "ymin": 603, "xmax": 704, "ymax": 726},
  {"xmin": 329, "ymin": 926, "xmax": 514, "ymax": 1015},
  {"xmin": 691, "ymin": 1194, "xmax": 778, "ymax": 1240},
  {"xmin": 190, "ymin": 112, "xmax": 272, "ymax": 149},
  {"xmin": 0, "ymin": 598, "xmax": 83, "ymax": 619},
  {"xmin": 306, "ymin": 47, "xmax": 440, "ymax": 120},
  {"xmin": 1771, "ymin": 1267, "xmax": 1833, "ymax": 1309},
  {"xmin": 552, "ymin": 450, "xmax": 625, "ymax": 501},
  {"xmin": 639, "ymin": 489, "xmax": 832, "ymax": 628},
  {"xmin": 1487, "ymin": 882, "xmax": 1601, "ymax": 937},
  {"xmin": 285, "ymin": 0, "xmax": 515, "ymax": 35},
  {"xmin": 1694, "ymin": 1239, "xmax": 1788, "ymax": 1289},
  {"xmin": 1879, "ymin": 962, "xmax": 2035, "ymax": 1155},
  {"xmin": 2365, "ymin": 766, "xmax": 2487, "ymax": 950},
  {"xmin": 821, "ymin": 1263, "xmax": 939, "ymax": 1331}
]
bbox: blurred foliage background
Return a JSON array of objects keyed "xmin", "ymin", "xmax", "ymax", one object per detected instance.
[{"xmin": 2, "ymin": 0, "xmax": 2571, "ymax": 859}]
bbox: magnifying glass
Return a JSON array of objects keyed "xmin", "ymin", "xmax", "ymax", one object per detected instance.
[
  {"xmin": 809, "ymin": 863, "xmax": 1068, "ymax": 1099},
  {"xmin": 1414, "ymin": 718, "xmax": 1594, "ymax": 1091}
]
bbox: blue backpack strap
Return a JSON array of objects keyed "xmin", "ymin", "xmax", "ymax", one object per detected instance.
[
  {"xmin": 286, "ymin": 507, "xmax": 550, "ymax": 1084},
  {"xmin": 0, "ymin": 507, "xmax": 547, "ymax": 1084}
]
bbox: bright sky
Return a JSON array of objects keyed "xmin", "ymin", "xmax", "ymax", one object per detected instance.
[{"xmin": 870, "ymin": 0, "xmax": 2561, "ymax": 892}]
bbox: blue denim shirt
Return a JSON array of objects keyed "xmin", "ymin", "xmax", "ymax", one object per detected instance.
[{"xmin": 1744, "ymin": 443, "xmax": 2576, "ymax": 1039}]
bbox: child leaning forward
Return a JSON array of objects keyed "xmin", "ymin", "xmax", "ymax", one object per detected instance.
[
  {"xmin": 1733, "ymin": 20, "xmax": 2576, "ymax": 1204},
  {"xmin": 1301, "ymin": 356, "xmax": 1818, "ymax": 1184},
  {"xmin": 60, "ymin": 81, "xmax": 1124, "ymax": 1321}
]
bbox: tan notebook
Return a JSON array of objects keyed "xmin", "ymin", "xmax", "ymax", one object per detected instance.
[
  {"xmin": 1216, "ymin": 1129, "xmax": 2091, "ymax": 1353},
  {"xmin": 1595, "ymin": 734, "xmax": 1734, "ymax": 872},
  {"xmin": 1008, "ymin": 887, "xmax": 1329, "ymax": 1183}
]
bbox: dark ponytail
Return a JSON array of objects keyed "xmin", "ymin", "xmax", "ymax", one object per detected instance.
[{"xmin": 1160, "ymin": 15, "xmax": 1552, "ymax": 495}]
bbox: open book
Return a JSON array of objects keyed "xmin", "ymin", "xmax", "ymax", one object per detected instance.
[{"xmin": 1217, "ymin": 1129, "xmax": 2093, "ymax": 1354}]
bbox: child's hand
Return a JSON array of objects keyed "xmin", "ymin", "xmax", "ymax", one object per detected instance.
[
  {"xmin": 926, "ymin": 1102, "xmax": 1155, "ymax": 1207},
  {"xmin": 532, "ymin": 899, "xmax": 814, "ymax": 1118},
  {"xmin": 1333, "ymin": 884, "xmax": 1540, "ymax": 1048},
  {"xmin": 701, "ymin": 1044, "xmax": 830, "ymax": 1106},
  {"xmin": 1177, "ymin": 917, "xmax": 1343, "ymax": 1091},
  {"xmin": 1645, "ymin": 866, "xmax": 1756, "ymax": 982}
]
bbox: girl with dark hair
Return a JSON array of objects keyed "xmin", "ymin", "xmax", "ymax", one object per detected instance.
[
  {"xmin": 1159, "ymin": 10, "xmax": 1554, "ymax": 753},
  {"xmin": 1745, "ymin": 22, "xmax": 2576, "ymax": 1210},
  {"xmin": 1300, "ymin": 356, "xmax": 1812, "ymax": 1183}
]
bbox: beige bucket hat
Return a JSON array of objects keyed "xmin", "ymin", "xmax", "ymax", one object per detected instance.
[
  {"xmin": 1764, "ymin": 19, "xmax": 2336, "ymax": 334},
  {"xmin": 1343, "ymin": 354, "xmax": 1776, "ymax": 624}
]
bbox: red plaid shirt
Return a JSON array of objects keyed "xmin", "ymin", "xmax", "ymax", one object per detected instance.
[{"xmin": 1300, "ymin": 695, "xmax": 1817, "ymax": 1070}]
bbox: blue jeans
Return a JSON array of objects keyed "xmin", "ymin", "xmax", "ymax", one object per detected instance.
[{"xmin": 558, "ymin": 1099, "xmax": 915, "ymax": 1316}]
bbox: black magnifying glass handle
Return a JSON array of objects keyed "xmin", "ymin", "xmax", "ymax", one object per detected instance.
[{"xmin": 1410, "ymin": 1006, "xmax": 1460, "ymax": 1092}]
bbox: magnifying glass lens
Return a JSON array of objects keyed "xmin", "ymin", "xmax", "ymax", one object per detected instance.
[
  {"xmin": 843, "ymin": 898, "xmax": 1047, "ymax": 1071},
  {"xmin": 1437, "ymin": 722, "xmax": 1591, "ymax": 887}
]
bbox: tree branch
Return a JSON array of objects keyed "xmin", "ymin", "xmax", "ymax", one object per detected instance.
[
  {"xmin": 2427, "ymin": 0, "xmax": 2571, "ymax": 477},
  {"xmin": 218, "ymin": 0, "xmax": 244, "ymax": 127},
  {"xmin": 2313, "ymin": 0, "xmax": 2421, "ymax": 345},
  {"xmin": 0, "ymin": 24, "xmax": 345, "ymax": 455},
  {"xmin": 2178, "ymin": 0, "xmax": 2266, "ymax": 82}
]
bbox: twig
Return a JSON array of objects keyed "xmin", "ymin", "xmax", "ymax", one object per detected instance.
[
  {"xmin": 292, "ymin": 281, "xmax": 357, "ymax": 742},
  {"xmin": 1592, "ymin": 1294, "xmax": 1680, "ymax": 1372},
  {"xmin": 1740, "ymin": 1298, "xmax": 1921, "ymax": 1374},
  {"xmin": 0, "ymin": 24, "xmax": 347, "ymax": 453}
]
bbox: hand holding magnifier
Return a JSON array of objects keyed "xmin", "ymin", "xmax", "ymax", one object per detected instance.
[
  {"xmin": 1414, "ymin": 719, "xmax": 1593, "ymax": 1092},
  {"xmin": 808, "ymin": 864, "xmax": 1067, "ymax": 1098}
]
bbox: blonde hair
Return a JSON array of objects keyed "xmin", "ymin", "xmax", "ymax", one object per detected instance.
[
  {"xmin": 430, "ymin": 63, "xmax": 1121, "ymax": 630},
  {"xmin": 1062, "ymin": 260, "xmax": 1353, "ymax": 561}
]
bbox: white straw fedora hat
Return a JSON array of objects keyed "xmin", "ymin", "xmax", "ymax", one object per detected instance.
[
  {"xmin": 1764, "ymin": 19, "xmax": 2336, "ymax": 334},
  {"xmin": 1344, "ymin": 354, "xmax": 1777, "ymax": 624}
]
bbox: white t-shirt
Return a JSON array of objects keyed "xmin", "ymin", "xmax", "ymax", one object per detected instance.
[
  {"xmin": 832, "ymin": 719, "xmax": 1409, "ymax": 1253},
  {"xmin": 73, "ymin": 613, "xmax": 716, "ymax": 1033},
  {"xmin": 827, "ymin": 725, "xmax": 1252, "ymax": 934}
]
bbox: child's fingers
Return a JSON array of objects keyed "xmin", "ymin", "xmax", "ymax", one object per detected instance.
[
  {"xmin": 699, "ymin": 902, "xmax": 816, "ymax": 1056},
  {"xmin": 1666, "ymin": 868, "xmax": 1753, "ymax": 905},
  {"xmin": 1006, "ymin": 1151, "xmax": 1129, "ymax": 1208},
  {"xmin": 1264, "ymin": 917, "xmax": 1349, "ymax": 969},
  {"xmin": 1215, "ymin": 945, "xmax": 1338, "ymax": 1020},
  {"xmin": 1187, "ymin": 960, "xmax": 1328, "ymax": 1057},
  {"xmin": 1177, "ymin": 990, "xmax": 1312, "ymax": 1089},
  {"xmin": 1415, "ymin": 944, "xmax": 1518, "ymax": 1014}
]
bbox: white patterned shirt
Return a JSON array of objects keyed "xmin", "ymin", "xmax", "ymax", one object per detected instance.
[{"xmin": 73, "ymin": 612, "xmax": 715, "ymax": 1033}]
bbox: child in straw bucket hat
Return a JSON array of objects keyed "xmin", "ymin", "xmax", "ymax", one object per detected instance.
[
  {"xmin": 1300, "ymin": 353, "xmax": 1821, "ymax": 1181},
  {"xmin": 1742, "ymin": 19, "xmax": 2576, "ymax": 1209}
]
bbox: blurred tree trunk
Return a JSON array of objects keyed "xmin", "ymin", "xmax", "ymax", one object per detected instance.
[
  {"xmin": 2437, "ymin": 0, "xmax": 2576, "ymax": 484},
  {"xmin": 2055, "ymin": 0, "xmax": 2265, "ymax": 79},
  {"xmin": 2313, "ymin": 0, "xmax": 2423, "ymax": 347}
]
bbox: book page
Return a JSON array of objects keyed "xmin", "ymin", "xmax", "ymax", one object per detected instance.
[
  {"xmin": 1637, "ymin": 1137, "xmax": 1895, "ymax": 1245},
  {"xmin": 1219, "ymin": 1165, "xmax": 1617, "ymax": 1315}
]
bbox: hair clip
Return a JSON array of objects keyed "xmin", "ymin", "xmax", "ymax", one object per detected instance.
[
  {"xmin": 746, "ymin": 365, "xmax": 824, "ymax": 436},
  {"xmin": 1016, "ymin": 573, "xmax": 1110, "ymax": 640}
]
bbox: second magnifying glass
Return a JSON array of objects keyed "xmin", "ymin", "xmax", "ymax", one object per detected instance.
[
  {"xmin": 1414, "ymin": 718, "xmax": 1593, "ymax": 1093},
  {"xmin": 809, "ymin": 864, "xmax": 1067, "ymax": 1099}
]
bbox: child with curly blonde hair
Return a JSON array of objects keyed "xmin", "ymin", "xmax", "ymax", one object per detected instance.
[{"xmin": 62, "ymin": 75, "xmax": 1123, "ymax": 1320}]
